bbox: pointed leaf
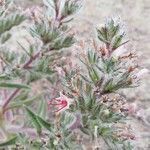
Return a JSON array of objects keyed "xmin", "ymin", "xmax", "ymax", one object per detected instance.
[
  {"xmin": 0, "ymin": 82, "xmax": 30, "ymax": 89},
  {"xmin": 36, "ymin": 115, "xmax": 52, "ymax": 132},
  {"xmin": 0, "ymin": 136, "xmax": 17, "ymax": 147},
  {"xmin": 25, "ymin": 106, "xmax": 41, "ymax": 134}
]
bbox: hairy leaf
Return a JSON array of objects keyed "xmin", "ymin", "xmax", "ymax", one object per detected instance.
[
  {"xmin": 0, "ymin": 136, "xmax": 17, "ymax": 147},
  {"xmin": 0, "ymin": 82, "xmax": 30, "ymax": 89}
]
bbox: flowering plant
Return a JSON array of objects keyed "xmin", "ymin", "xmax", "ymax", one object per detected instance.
[{"xmin": 0, "ymin": 0, "xmax": 147, "ymax": 149}]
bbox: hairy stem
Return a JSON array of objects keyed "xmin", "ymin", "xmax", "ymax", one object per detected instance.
[
  {"xmin": 2, "ymin": 7, "xmax": 63, "ymax": 113},
  {"xmin": 2, "ymin": 51, "xmax": 41, "ymax": 113},
  {"xmin": 2, "ymin": 88, "xmax": 20, "ymax": 113},
  {"xmin": 23, "ymin": 52, "xmax": 40, "ymax": 69}
]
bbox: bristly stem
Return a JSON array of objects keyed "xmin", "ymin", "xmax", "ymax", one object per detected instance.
[
  {"xmin": 2, "ymin": 0, "xmax": 68, "ymax": 114},
  {"xmin": 23, "ymin": 51, "xmax": 40, "ymax": 69},
  {"xmin": 2, "ymin": 88, "xmax": 20, "ymax": 113},
  {"xmin": 2, "ymin": 51, "xmax": 41, "ymax": 113}
]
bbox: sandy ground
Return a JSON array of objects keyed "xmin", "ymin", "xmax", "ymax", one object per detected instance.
[{"xmin": 12, "ymin": 0, "xmax": 150, "ymax": 149}]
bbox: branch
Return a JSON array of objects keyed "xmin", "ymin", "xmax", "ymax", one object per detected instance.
[
  {"xmin": 23, "ymin": 51, "xmax": 40, "ymax": 69},
  {"xmin": 2, "ymin": 88, "xmax": 20, "ymax": 113},
  {"xmin": 2, "ymin": 51, "xmax": 41, "ymax": 113}
]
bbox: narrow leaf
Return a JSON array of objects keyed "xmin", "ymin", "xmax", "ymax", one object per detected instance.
[
  {"xmin": 36, "ymin": 115, "xmax": 52, "ymax": 132},
  {"xmin": 0, "ymin": 136, "xmax": 17, "ymax": 147},
  {"xmin": 0, "ymin": 82, "xmax": 30, "ymax": 89},
  {"xmin": 25, "ymin": 106, "xmax": 41, "ymax": 134}
]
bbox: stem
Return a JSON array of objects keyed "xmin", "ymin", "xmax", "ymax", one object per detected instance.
[
  {"xmin": 55, "ymin": 112, "xmax": 61, "ymax": 130},
  {"xmin": 3, "ymin": 89, "xmax": 13, "ymax": 122},
  {"xmin": 3, "ymin": 88, "xmax": 20, "ymax": 113},
  {"xmin": 23, "ymin": 52, "xmax": 40, "ymax": 69},
  {"xmin": 2, "ymin": 51, "xmax": 41, "ymax": 113},
  {"xmin": 2, "ymin": 3, "xmax": 62, "ymax": 112},
  {"xmin": 93, "ymin": 125, "xmax": 99, "ymax": 149}
]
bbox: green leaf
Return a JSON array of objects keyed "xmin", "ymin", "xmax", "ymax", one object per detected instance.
[
  {"xmin": 1, "ymin": 32, "xmax": 11, "ymax": 43},
  {"xmin": 112, "ymin": 34, "xmax": 124, "ymax": 50},
  {"xmin": 31, "ymin": 23, "xmax": 60, "ymax": 44},
  {"xmin": 0, "ymin": 14, "xmax": 26, "ymax": 36},
  {"xmin": 80, "ymin": 74, "xmax": 92, "ymax": 84},
  {"xmin": 0, "ymin": 82, "xmax": 30, "ymax": 89},
  {"xmin": 103, "ymin": 78, "xmax": 114, "ymax": 93},
  {"xmin": 61, "ymin": 0, "xmax": 81, "ymax": 18},
  {"xmin": 62, "ymin": 36, "xmax": 75, "ymax": 48},
  {"xmin": 61, "ymin": 112, "xmax": 75, "ymax": 129},
  {"xmin": 0, "ymin": 136, "xmax": 17, "ymax": 147},
  {"xmin": 97, "ymin": 28, "xmax": 109, "ymax": 44},
  {"xmin": 77, "ymin": 96, "xmax": 86, "ymax": 112},
  {"xmin": 37, "ymin": 99, "xmax": 47, "ymax": 119},
  {"xmin": 36, "ymin": 115, "xmax": 52, "ymax": 132},
  {"xmin": 80, "ymin": 127, "xmax": 91, "ymax": 136},
  {"xmin": 89, "ymin": 68, "xmax": 99, "ymax": 84},
  {"xmin": 25, "ymin": 106, "xmax": 42, "ymax": 134},
  {"xmin": 8, "ymin": 96, "xmax": 39, "ymax": 110}
]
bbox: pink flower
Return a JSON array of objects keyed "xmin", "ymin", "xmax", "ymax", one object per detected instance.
[{"xmin": 48, "ymin": 92, "xmax": 73, "ymax": 113}]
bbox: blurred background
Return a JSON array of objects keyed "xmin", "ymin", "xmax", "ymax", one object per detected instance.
[{"xmin": 15, "ymin": 0, "xmax": 150, "ymax": 149}]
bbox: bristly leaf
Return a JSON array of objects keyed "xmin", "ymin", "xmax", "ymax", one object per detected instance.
[
  {"xmin": 97, "ymin": 18, "xmax": 128, "ymax": 50},
  {"xmin": 0, "ymin": 14, "xmax": 26, "ymax": 36},
  {"xmin": 25, "ymin": 106, "xmax": 42, "ymax": 134},
  {"xmin": 0, "ymin": 136, "xmax": 17, "ymax": 147},
  {"xmin": 36, "ymin": 115, "xmax": 52, "ymax": 132},
  {"xmin": 50, "ymin": 35, "xmax": 75, "ymax": 50},
  {"xmin": 61, "ymin": 0, "xmax": 81, "ymax": 19},
  {"xmin": 8, "ymin": 96, "xmax": 39, "ymax": 110},
  {"xmin": 0, "ymin": 82, "xmax": 30, "ymax": 89},
  {"xmin": 87, "ymin": 50, "xmax": 99, "ymax": 64},
  {"xmin": 61, "ymin": 112, "xmax": 76, "ymax": 129},
  {"xmin": 1, "ymin": 32, "xmax": 11, "ymax": 43},
  {"xmin": 31, "ymin": 23, "xmax": 60, "ymax": 44},
  {"xmin": 37, "ymin": 99, "xmax": 47, "ymax": 119}
]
